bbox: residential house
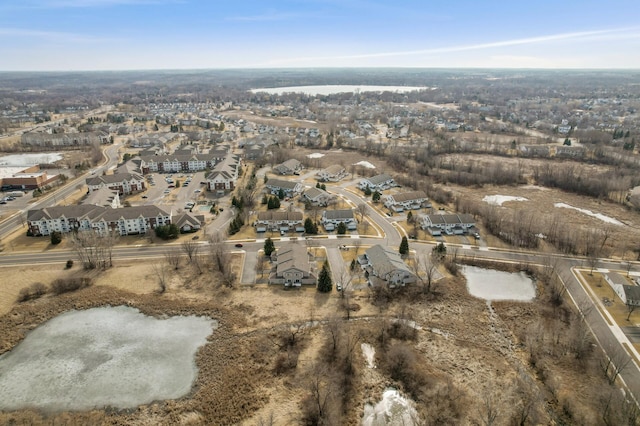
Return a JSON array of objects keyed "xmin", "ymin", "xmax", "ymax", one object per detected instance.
[
  {"xmin": 358, "ymin": 245, "xmax": 416, "ymax": 288},
  {"xmin": 268, "ymin": 245, "xmax": 317, "ymax": 287},
  {"xmin": 384, "ymin": 191, "xmax": 429, "ymax": 212},
  {"xmin": 316, "ymin": 165, "xmax": 347, "ymax": 182},
  {"xmin": 140, "ymin": 150, "xmax": 227, "ymax": 173},
  {"xmin": 21, "ymin": 131, "xmax": 109, "ymax": 147},
  {"xmin": 172, "ymin": 212, "xmax": 204, "ymax": 233},
  {"xmin": 420, "ymin": 214, "xmax": 475, "ymax": 236},
  {"xmin": 27, "ymin": 205, "xmax": 171, "ymax": 237},
  {"xmin": 321, "ymin": 209, "xmax": 357, "ymax": 231},
  {"xmin": 244, "ymin": 143, "xmax": 265, "ymax": 160},
  {"xmin": 604, "ymin": 273, "xmax": 640, "ymax": 306},
  {"xmin": 265, "ymin": 178, "xmax": 303, "ymax": 198},
  {"xmin": 358, "ymin": 174, "xmax": 395, "ymax": 192},
  {"xmin": 273, "ymin": 159, "xmax": 303, "ymax": 175},
  {"xmin": 206, "ymin": 154, "xmax": 241, "ymax": 193},
  {"xmin": 302, "ymin": 187, "xmax": 334, "ymax": 207},
  {"xmin": 85, "ymin": 172, "xmax": 146, "ymax": 195},
  {"xmin": 255, "ymin": 211, "xmax": 304, "ymax": 233}
]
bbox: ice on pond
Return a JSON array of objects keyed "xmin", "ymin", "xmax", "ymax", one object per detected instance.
[
  {"xmin": 0, "ymin": 306, "xmax": 216, "ymax": 412},
  {"xmin": 463, "ymin": 265, "xmax": 536, "ymax": 301}
]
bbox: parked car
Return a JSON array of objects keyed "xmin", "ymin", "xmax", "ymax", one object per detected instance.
[
  {"xmin": 235, "ymin": 243, "xmax": 243, "ymax": 248},
  {"xmin": 336, "ymin": 284, "xmax": 342, "ymax": 291},
  {"xmin": 141, "ymin": 195, "xmax": 148, "ymax": 199}
]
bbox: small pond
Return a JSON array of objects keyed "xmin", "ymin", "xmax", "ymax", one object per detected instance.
[
  {"xmin": 463, "ymin": 265, "xmax": 536, "ymax": 301},
  {"xmin": 0, "ymin": 306, "xmax": 216, "ymax": 412}
]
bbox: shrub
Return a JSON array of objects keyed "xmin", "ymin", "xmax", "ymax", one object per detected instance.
[
  {"xmin": 16, "ymin": 282, "xmax": 48, "ymax": 302},
  {"xmin": 50, "ymin": 277, "xmax": 93, "ymax": 295},
  {"xmin": 50, "ymin": 231, "xmax": 62, "ymax": 245},
  {"xmin": 66, "ymin": 259, "xmax": 74, "ymax": 269}
]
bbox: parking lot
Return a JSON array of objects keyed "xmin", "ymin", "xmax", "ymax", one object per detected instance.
[{"xmin": 136, "ymin": 171, "xmax": 209, "ymax": 212}]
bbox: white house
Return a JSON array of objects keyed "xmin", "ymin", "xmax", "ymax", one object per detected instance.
[
  {"xmin": 27, "ymin": 205, "xmax": 171, "ymax": 237},
  {"xmin": 85, "ymin": 172, "xmax": 145, "ymax": 195},
  {"xmin": 321, "ymin": 209, "xmax": 357, "ymax": 231},
  {"xmin": 420, "ymin": 214, "xmax": 475, "ymax": 236},
  {"xmin": 358, "ymin": 173, "xmax": 395, "ymax": 191},
  {"xmin": 384, "ymin": 191, "xmax": 429, "ymax": 212},
  {"xmin": 265, "ymin": 178, "xmax": 303, "ymax": 197}
]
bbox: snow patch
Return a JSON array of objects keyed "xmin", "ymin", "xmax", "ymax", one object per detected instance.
[
  {"xmin": 554, "ymin": 203, "xmax": 624, "ymax": 226},
  {"xmin": 482, "ymin": 195, "xmax": 528, "ymax": 206},
  {"xmin": 353, "ymin": 161, "xmax": 376, "ymax": 169},
  {"xmin": 0, "ymin": 153, "xmax": 63, "ymax": 166},
  {"xmin": 361, "ymin": 343, "xmax": 376, "ymax": 369},
  {"xmin": 363, "ymin": 388, "xmax": 418, "ymax": 426},
  {"xmin": 306, "ymin": 153, "xmax": 325, "ymax": 159}
]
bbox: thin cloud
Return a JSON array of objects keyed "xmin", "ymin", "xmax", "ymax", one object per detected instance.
[
  {"xmin": 268, "ymin": 27, "xmax": 640, "ymax": 65},
  {"xmin": 225, "ymin": 12, "xmax": 308, "ymax": 22},
  {"xmin": 17, "ymin": 0, "xmax": 181, "ymax": 8},
  {"xmin": 0, "ymin": 27, "xmax": 118, "ymax": 43}
]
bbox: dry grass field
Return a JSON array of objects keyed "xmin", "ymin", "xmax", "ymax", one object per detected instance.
[{"xmin": 0, "ymin": 252, "xmax": 631, "ymax": 425}]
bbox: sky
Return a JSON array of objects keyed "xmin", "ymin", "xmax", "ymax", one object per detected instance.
[{"xmin": 0, "ymin": 0, "xmax": 639, "ymax": 71}]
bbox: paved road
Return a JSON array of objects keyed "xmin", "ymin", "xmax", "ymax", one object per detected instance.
[{"xmin": 0, "ymin": 142, "xmax": 121, "ymax": 240}]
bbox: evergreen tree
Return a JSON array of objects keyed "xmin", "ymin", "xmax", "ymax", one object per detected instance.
[
  {"xmin": 304, "ymin": 218, "xmax": 318, "ymax": 235},
  {"xmin": 350, "ymin": 258, "xmax": 357, "ymax": 271},
  {"xmin": 364, "ymin": 187, "xmax": 372, "ymax": 196},
  {"xmin": 278, "ymin": 188, "xmax": 285, "ymax": 200},
  {"xmin": 316, "ymin": 182, "xmax": 321, "ymax": 188},
  {"xmin": 336, "ymin": 222, "xmax": 347, "ymax": 235},
  {"xmin": 317, "ymin": 262, "xmax": 332, "ymax": 293},
  {"xmin": 50, "ymin": 231, "xmax": 62, "ymax": 245},
  {"xmin": 320, "ymin": 184, "xmax": 326, "ymax": 191},
  {"xmin": 263, "ymin": 237, "xmax": 275, "ymax": 257},
  {"xmin": 372, "ymin": 191, "xmax": 381, "ymax": 202},
  {"xmin": 406, "ymin": 211, "xmax": 413, "ymax": 224},
  {"xmin": 399, "ymin": 236, "xmax": 409, "ymax": 256},
  {"xmin": 261, "ymin": 193, "xmax": 269, "ymax": 205}
]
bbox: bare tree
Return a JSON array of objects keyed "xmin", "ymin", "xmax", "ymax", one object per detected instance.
[
  {"xmin": 181, "ymin": 240, "xmax": 199, "ymax": 263},
  {"xmin": 356, "ymin": 203, "xmax": 367, "ymax": 222},
  {"xmin": 151, "ymin": 262, "xmax": 168, "ymax": 294},
  {"xmin": 352, "ymin": 238, "xmax": 363, "ymax": 256},
  {"xmin": 70, "ymin": 230, "xmax": 118, "ymax": 270},
  {"xmin": 600, "ymin": 343, "xmax": 632, "ymax": 385},
  {"xmin": 164, "ymin": 250, "xmax": 181, "ymax": 270},
  {"xmin": 479, "ymin": 392, "xmax": 500, "ymax": 426}
]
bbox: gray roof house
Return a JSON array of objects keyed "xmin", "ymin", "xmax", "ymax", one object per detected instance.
[
  {"xmin": 269, "ymin": 245, "xmax": 317, "ymax": 287},
  {"xmin": 265, "ymin": 178, "xmax": 303, "ymax": 197},
  {"xmin": 358, "ymin": 173, "xmax": 395, "ymax": 191},
  {"xmin": 86, "ymin": 172, "xmax": 145, "ymax": 195},
  {"xmin": 273, "ymin": 159, "xmax": 303, "ymax": 175},
  {"xmin": 420, "ymin": 214, "xmax": 475, "ymax": 236},
  {"xmin": 302, "ymin": 187, "xmax": 334, "ymax": 207},
  {"xmin": 321, "ymin": 209, "xmax": 357, "ymax": 231},
  {"xmin": 384, "ymin": 191, "xmax": 429, "ymax": 212},
  {"xmin": 358, "ymin": 244, "xmax": 416, "ymax": 288},
  {"xmin": 316, "ymin": 165, "xmax": 347, "ymax": 182}
]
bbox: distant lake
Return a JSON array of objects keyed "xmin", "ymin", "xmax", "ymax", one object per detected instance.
[{"xmin": 249, "ymin": 85, "xmax": 430, "ymax": 96}]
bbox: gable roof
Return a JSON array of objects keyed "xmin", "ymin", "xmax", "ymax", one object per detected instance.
[
  {"xmin": 387, "ymin": 190, "xmax": 427, "ymax": 203},
  {"xmin": 364, "ymin": 173, "xmax": 393, "ymax": 185},
  {"xmin": 323, "ymin": 209, "xmax": 355, "ymax": 220},
  {"xmin": 365, "ymin": 244, "xmax": 412, "ymax": 277},
  {"xmin": 276, "ymin": 245, "xmax": 310, "ymax": 276},
  {"xmin": 266, "ymin": 178, "xmax": 300, "ymax": 190},
  {"xmin": 257, "ymin": 211, "xmax": 303, "ymax": 222}
]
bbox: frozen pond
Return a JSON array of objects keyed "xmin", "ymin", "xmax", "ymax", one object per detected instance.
[
  {"xmin": 0, "ymin": 306, "xmax": 216, "ymax": 412},
  {"xmin": 0, "ymin": 153, "xmax": 62, "ymax": 166},
  {"xmin": 363, "ymin": 388, "xmax": 418, "ymax": 426},
  {"xmin": 463, "ymin": 265, "xmax": 536, "ymax": 301},
  {"xmin": 250, "ymin": 85, "xmax": 429, "ymax": 96},
  {"xmin": 353, "ymin": 160, "xmax": 376, "ymax": 169}
]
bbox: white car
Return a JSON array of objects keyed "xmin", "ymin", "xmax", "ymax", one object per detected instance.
[{"xmin": 194, "ymin": 189, "xmax": 201, "ymax": 193}]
